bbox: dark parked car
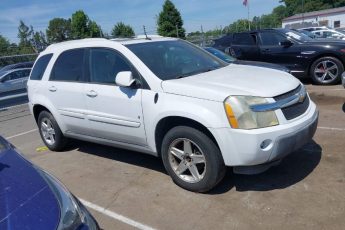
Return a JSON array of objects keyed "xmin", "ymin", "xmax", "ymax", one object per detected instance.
[
  {"xmin": 0, "ymin": 68, "xmax": 31, "ymax": 95},
  {"xmin": 204, "ymin": 47, "xmax": 290, "ymax": 73},
  {"xmin": 214, "ymin": 29, "xmax": 345, "ymax": 85},
  {"xmin": 0, "ymin": 136, "xmax": 99, "ymax": 230},
  {"xmin": 0, "ymin": 61, "xmax": 34, "ymax": 75}
]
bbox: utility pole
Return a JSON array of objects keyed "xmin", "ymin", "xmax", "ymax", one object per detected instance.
[
  {"xmin": 302, "ymin": 0, "xmax": 305, "ymax": 25},
  {"xmin": 201, "ymin": 25, "xmax": 205, "ymax": 47},
  {"xmin": 176, "ymin": 24, "xmax": 179, "ymax": 38},
  {"xmin": 143, "ymin": 25, "xmax": 149, "ymax": 39}
]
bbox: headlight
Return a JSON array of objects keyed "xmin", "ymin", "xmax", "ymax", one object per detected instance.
[
  {"xmin": 39, "ymin": 171, "xmax": 99, "ymax": 230},
  {"xmin": 224, "ymin": 96, "xmax": 279, "ymax": 129}
]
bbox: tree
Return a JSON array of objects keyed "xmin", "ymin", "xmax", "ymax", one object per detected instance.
[
  {"xmin": 31, "ymin": 31, "xmax": 48, "ymax": 52},
  {"xmin": 71, "ymin": 10, "xmax": 90, "ymax": 39},
  {"xmin": 89, "ymin": 20, "xmax": 102, "ymax": 38},
  {"xmin": 18, "ymin": 20, "xmax": 33, "ymax": 47},
  {"xmin": 111, "ymin": 22, "xmax": 135, "ymax": 37},
  {"xmin": 71, "ymin": 10, "xmax": 102, "ymax": 39},
  {"xmin": 0, "ymin": 35, "xmax": 10, "ymax": 54},
  {"xmin": 46, "ymin": 18, "xmax": 71, "ymax": 43},
  {"xmin": 157, "ymin": 0, "xmax": 185, "ymax": 38}
]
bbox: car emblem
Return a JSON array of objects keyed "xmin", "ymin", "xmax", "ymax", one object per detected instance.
[{"xmin": 298, "ymin": 89, "xmax": 306, "ymax": 103}]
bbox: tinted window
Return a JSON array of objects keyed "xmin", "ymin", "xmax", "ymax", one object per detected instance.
[
  {"xmin": 260, "ymin": 32, "xmax": 286, "ymax": 46},
  {"xmin": 127, "ymin": 40, "xmax": 226, "ymax": 80},
  {"xmin": 10, "ymin": 70, "xmax": 28, "ymax": 80},
  {"xmin": 89, "ymin": 48, "xmax": 132, "ymax": 84},
  {"xmin": 30, "ymin": 54, "xmax": 53, "ymax": 80},
  {"xmin": 50, "ymin": 49, "xmax": 85, "ymax": 82},
  {"xmin": 233, "ymin": 33, "xmax": 255, "ymax": 45}
]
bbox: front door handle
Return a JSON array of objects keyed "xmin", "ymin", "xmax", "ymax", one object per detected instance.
[
  {"xmin": 86, "ymin": 90, "xmax": 98, "ymax": 98},
  {"xmin": 262, "ymin": 48, "xmax": 271, "ymax": 53},
  {"xmin": 49, "ymin": 86, "xmax": 57, "ymax": 92}
]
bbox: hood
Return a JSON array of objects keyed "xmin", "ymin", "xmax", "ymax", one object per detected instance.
[
  {"xmin": 233, "ymin": 60, "xmax": 289, "ymax": 72},
  {"xmin": 161, "ymin": 64, "xmax": 300, "ymax": 102},
  {"xmin": 0, "ymin": 139, "xmax": 60, "ymax": 229}
]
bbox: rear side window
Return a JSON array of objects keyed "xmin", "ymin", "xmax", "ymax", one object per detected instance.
[
  {"xmin": 50, "ymin": 49, "xmax": 85, "ymax": 82},
  {"xmin": 232, "ymin": 33, "xmax": 255, "ymax": 45},
  {"xmin": 30, "ymin": 54, "xmax": 53, "ymax": 80},
  {"xmin": 89, "ymin": 48, "xmax": 131, "ymax": 84}
]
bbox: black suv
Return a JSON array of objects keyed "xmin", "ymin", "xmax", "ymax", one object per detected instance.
[{"xmin": 214, "ymin": 29, "xmax": 345, "ymax": 85}]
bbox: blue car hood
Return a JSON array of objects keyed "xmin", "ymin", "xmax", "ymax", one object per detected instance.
[{"xmin": 0, "ymin": 146, "xmax": 60, "ymax": 229}]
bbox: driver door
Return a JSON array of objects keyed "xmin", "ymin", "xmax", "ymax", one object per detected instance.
[
  {"xmin": 258, "ymin": 31, "xmax": 301, "ymax": 71},
  {"xmin": 84, "ymin": 48, "xmax": 147, "ymax": 146}
]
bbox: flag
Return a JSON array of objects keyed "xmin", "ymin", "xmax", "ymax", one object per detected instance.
[{"xmin": 243, "ymin": 0, "xmax": 248, "ymax": 6}]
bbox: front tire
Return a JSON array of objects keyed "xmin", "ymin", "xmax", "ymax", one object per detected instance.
[
  {"xmin": 161, "ymin": 126, "xmax": 226, "ymax": 192},
  {"xmin": 310, "ymin": 56, "xmax": 343, "ymax": 85},
  {"xmin": 38, "ymin": 111, "xmax": 68, "ymax": 151}
]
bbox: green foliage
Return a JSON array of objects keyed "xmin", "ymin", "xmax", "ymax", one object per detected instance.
[
  {"xmin": 71, "ymin": 10, "xmax": 90, "ymax": 39},
  {"xmin": 31, "ymin": 31, "xmax": 48, "ymax": 52},
  {"xmin": 157, "ymin": 0, "xmax": 185, "ymax": 38},
  {"xmin": 89, "ymin": 20, "xmax": 103, "ymax": 38},
  {"xmin": 18, "ymin": 20, "xmax": 33, "ymax": 47},
  {"xmin": 280, "ymin": 0, "xmax": 345, "ymax": 16},
  {"xmin": 111, "ymin": 22, "xmax": 135, "ymax": 38},
  {"xmin": 71, "ymin": 10, "xmax": 102, "ymax": 39},
  {"xmin": 46, "ymin": 18, "xmax": 71, "ymax": 43}
]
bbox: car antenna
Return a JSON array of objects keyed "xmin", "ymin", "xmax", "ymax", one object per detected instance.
[{"xmin": 143, "ymin": 25, "xmax": 151, "ymax": 40}]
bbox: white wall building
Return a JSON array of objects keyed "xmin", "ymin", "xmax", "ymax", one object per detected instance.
[{"xmin": 282, "ymin": 6, "xmax": 345, "ymax": 29}]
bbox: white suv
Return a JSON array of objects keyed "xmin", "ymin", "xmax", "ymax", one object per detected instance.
[{"xmin": 28, "ymin": 37, "xmax": 318, "ymax": 192}]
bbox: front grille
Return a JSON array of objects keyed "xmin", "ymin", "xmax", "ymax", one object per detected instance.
[{"xmin": 274, "ymin": 85, "xmax": 310, "ymax": 120}]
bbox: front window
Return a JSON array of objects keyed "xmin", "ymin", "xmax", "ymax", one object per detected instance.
[
  {"xmin": 126, "ymin": 40, "xmax": 227, "ymax": 80},
  {"xmin": 284, "ymin": 30, "xmax": 313, "ymax": 42}
]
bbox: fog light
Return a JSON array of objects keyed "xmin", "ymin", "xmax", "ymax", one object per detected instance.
[{"xmin": 260, "ymin": 139, "xmax": 272, "ymax": 150}]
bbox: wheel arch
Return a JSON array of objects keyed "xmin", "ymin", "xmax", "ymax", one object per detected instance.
[
  {"xmin": 33, "ymin": 104, "xmax": 52, "ymax": 123},
  {"xmin": 154, "ymin": 116, "xmax": 220, "ymax": 158},
  {"xmin": 308, "ymin": 52, "xmax": 345, "ymax": 76}
]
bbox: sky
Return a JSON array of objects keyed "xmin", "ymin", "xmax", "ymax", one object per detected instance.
[{"xmin": 0, "ymin": 0, "xmax": 282, "ymax": 43}]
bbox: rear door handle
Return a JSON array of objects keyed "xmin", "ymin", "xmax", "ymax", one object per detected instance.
[
  {"xmin": 86, "ymin": 90, "xmax": 98, "ymax": 98},
  {"xmin": 49, "ymin": 86, "xmax": 57, "ymax": 92}
]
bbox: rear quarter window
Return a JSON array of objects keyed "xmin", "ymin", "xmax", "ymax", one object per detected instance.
[
  {"xmin": 233, "ymin": 33, "xmax": 256, "ymax": 45},
  {"xmin": 30, "ymin": 54, "xmax": 53, "ymax": 80}
]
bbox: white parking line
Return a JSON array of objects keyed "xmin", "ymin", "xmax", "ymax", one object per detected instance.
[
  {"xmin": 318, "ymin": 126, "xmax": 345, "ymax": 131},
  {"xmin": 5, "ymin": 129, "xmax": 38, "ymax": 140},
  {"xmin": 79, "ymin": 198, "xmax": 156, "ymax": 230}
]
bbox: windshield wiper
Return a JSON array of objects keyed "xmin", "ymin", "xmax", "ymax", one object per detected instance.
[{"xmin": 175, "ymin": 67, "xmax": 218, "ymax": 79}]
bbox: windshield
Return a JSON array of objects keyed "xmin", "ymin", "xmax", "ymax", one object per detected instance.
[
  {"xmin": 126, "ymin": 40, "xmax": 227, "ymax": 80},
  {"xmin": 284, "ymin": 30, "xmax": 313, "ymax": 42},
  {"xmin": 204, "ymin": 47, "xmax": 236, "ymax": 63}
]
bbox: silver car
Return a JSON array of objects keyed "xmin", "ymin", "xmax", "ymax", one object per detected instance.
[{"xmin": 0, "ymin": 68, "xmax": 31, "ymax": 94}]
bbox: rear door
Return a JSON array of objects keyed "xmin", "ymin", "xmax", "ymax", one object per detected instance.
[
  {"xmin": 258, "ymin": 31, "xmax": 302, "ymax": 71},
  {"xmin": 230, "ymin": 32, "xmax": 260, "ymax": 61},
  {"xmin": 46, "ymin": 48, "xmax": 91, "ymax": 135}
]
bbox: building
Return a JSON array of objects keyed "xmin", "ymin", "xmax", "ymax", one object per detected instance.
[{"xmin": 282, "ymin": 6, "xmax": 345, "ymax": 29}]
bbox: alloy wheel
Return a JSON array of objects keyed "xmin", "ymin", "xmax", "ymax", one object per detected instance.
[
  {"xmin": 40, "ymin": 117, "xmax": 56, "ymax": 146},
  {"xmin": 314, "ymin": 60, "xmax": 339, "ymax": 84},
  {"xmin": 168, "ymin": 138, "xmax": 206, "ymax": 183}
]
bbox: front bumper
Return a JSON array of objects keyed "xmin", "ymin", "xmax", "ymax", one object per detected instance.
[{"xmin": 209, "ymin": 102, "xmax": 318, "ymax": 167}]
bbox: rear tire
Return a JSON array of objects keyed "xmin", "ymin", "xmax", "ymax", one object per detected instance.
[
  {"xmin": 38, "ymin": 111, "xmax": 68, "ymax": 151},
  {"xmin": 310, "ymin": 56, "xmax": 343, "ymax": 85},
  {"xmin": 161, "ymin": 126, "xmax": 226, "ymax": 192}
]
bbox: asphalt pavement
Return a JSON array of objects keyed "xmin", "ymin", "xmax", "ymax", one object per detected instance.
[{"xmin": 0, "ymin": 84, "xmax": 344, "ymax": 230}]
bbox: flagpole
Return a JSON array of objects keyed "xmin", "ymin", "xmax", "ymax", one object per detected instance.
[{"xmin": 248, "ymin": 0, "xmax": 251, "ymax": 30}]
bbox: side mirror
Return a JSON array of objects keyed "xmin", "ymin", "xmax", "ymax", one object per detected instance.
[
  {"xmin": 279, "ymin": 40, "xmax": 293, "ymax": 47},
  {"xmin": 115, "ymin": 71, "xmax": 136, "ymax": 87}
]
